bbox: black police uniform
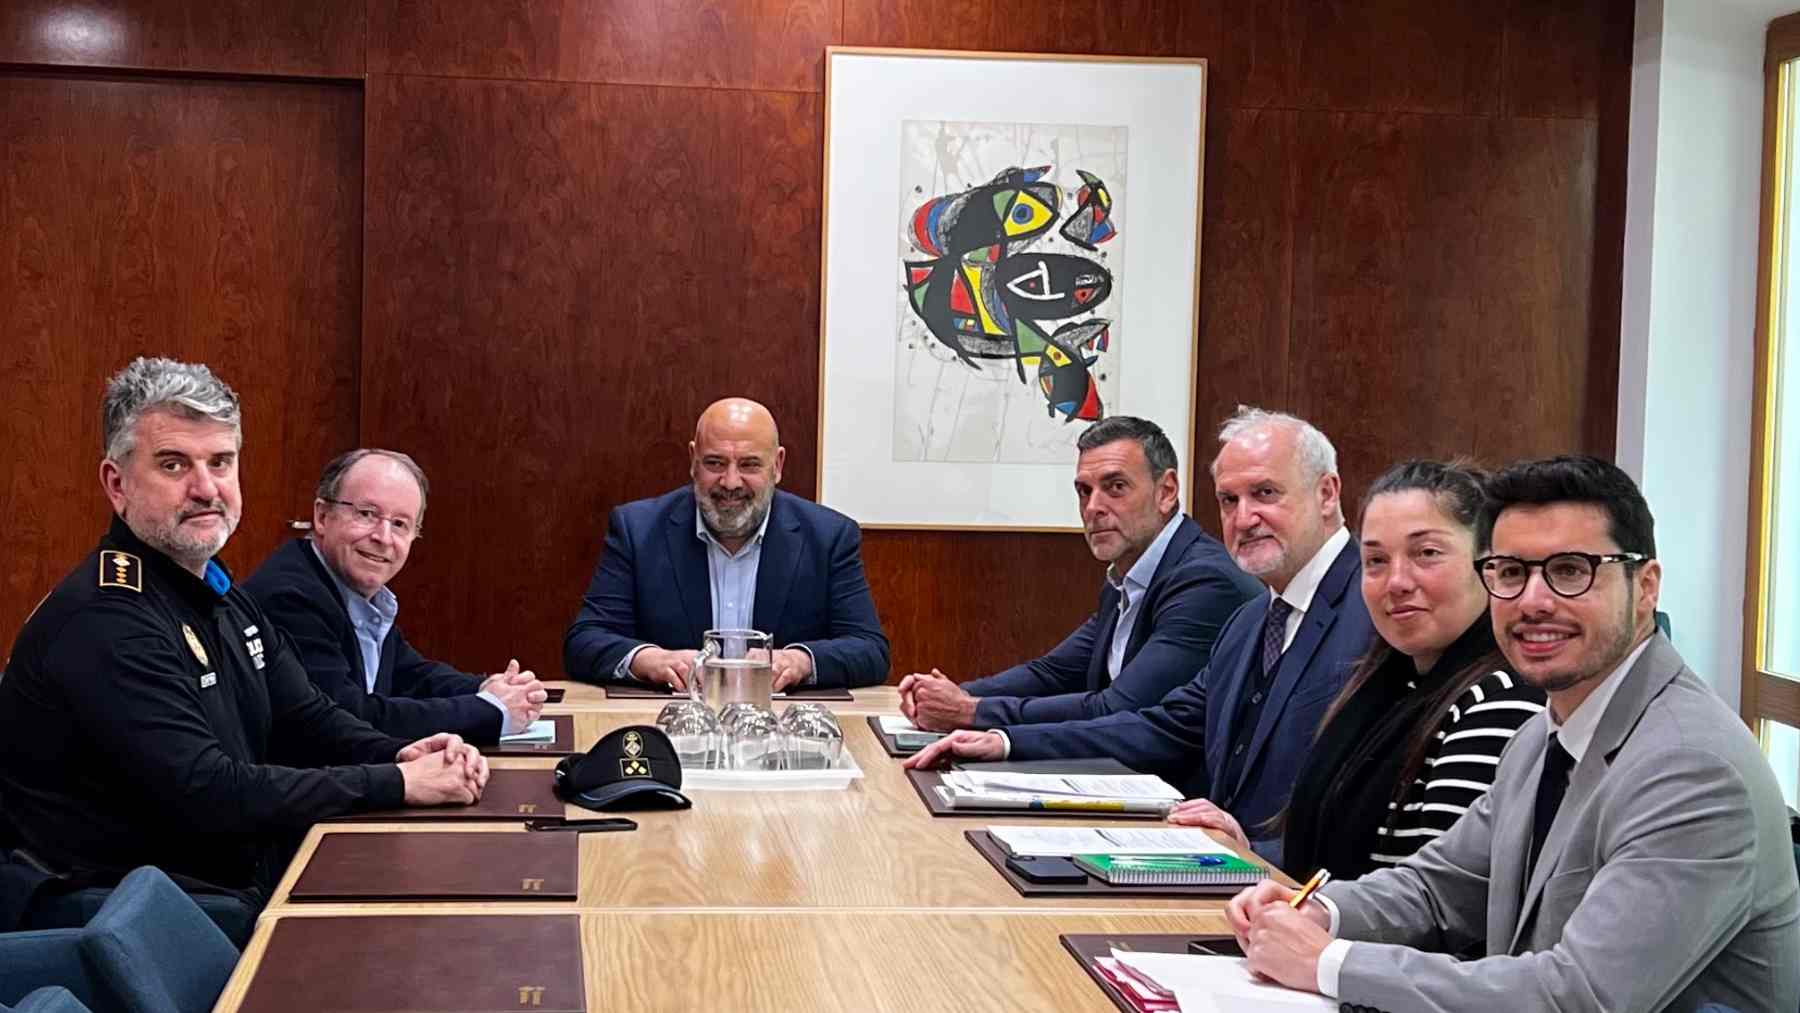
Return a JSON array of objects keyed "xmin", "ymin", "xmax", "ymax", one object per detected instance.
[{"xmin": 0, "ymin": 517, "xmax": 410, "ymax": 897}]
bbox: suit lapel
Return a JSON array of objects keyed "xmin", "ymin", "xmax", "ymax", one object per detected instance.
[
  {"xmin": 1508, "ymin": 635, "xmax": 1682, "ymax": 951},
  {"xmin": 752, "ymin": 494, "xmax": 802, "ymax": 636},
  {"xmin": 1206, "ymin": 599, "xmax": 1266, "ymax": 782},
  {"xmin": 1087, "ymin": 582, "xmax": 1124, "ymax": 690},
  {"xmin": 1117, "ymin": 518, "xmax": 1199, "ymax": 673},
  {"xmin": 664, "ymin": 492, "xmax": 713, "ymax": 641},
  {"xmin": 1229, "ymin": 541, "xmax": 1356, "ymax": 800},
  {"xmin": 1488, "ymin": 722, "xmax": 1542, "ymax": 948}
]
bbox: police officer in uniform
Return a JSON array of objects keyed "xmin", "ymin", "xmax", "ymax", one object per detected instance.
[{"xmin": 0, "ymin": 358, "xmax": 487, "ymax": 931}]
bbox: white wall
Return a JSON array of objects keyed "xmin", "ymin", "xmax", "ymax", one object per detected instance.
[
  {"xmin": 1623, "ymin": 0, "xmax": 1799, "ymax": 805},
  {"xmin": 1620, "ymin": 0, "xmax": 1788, "ymax": 709}
]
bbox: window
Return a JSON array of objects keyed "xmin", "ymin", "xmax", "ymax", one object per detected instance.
[{"xmin": 1746, "ymin": 12, "xmax": 1800, "ymax": 808}]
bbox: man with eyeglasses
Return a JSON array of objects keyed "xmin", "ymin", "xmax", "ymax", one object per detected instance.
[
  {"xmin": 1226, "ymin": 455, "xmax": 1799, "ymax": 1013},
  {"xmin": 245, "ymin": 449, "xmax": 547, "ymax": 742},
  {"xmin": 0, "ymin": 360, "xmax": 488, "ymax": 938}
]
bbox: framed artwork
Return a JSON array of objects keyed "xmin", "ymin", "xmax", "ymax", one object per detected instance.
[{"xmin": 817, "ymin": 47, "xmax": 1206, "ymax": 531}]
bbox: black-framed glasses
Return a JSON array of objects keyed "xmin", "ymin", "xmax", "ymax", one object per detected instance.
[
  {"xmin": 320, "ymin": 497, "xmax": 420, "ymax": 541},
  {"xmin": 1474, "ymin": 551, "xmax": 1648, "ymax": 600}
]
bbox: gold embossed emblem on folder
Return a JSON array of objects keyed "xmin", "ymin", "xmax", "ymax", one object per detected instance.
[{"xmin": 516, "ymin": 985, "xmax": 544, "ymax": 1006}]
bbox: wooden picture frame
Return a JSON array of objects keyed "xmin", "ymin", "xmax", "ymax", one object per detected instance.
[{"xmin": 817, "ymin": 47, "xmax": 1207, "ymax": 531}]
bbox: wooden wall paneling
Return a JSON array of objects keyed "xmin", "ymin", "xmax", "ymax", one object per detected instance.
[
  {"xmin": 0, "ymin": 1, "xmax": 363, "ymax": 77},
  {"xmin": 860, "ymin": 530, "xmax": 1099, "ymax": 679},
  {"xmin": 1501, "ymin": 0, "xmax": 1630, "ymax": 121},
  {"xmin": 0, "ymin": 72, "xmax": 362, "ymax": 648},
  {"xmin": 362, "ymin": 75, "xmax": 833, "ymax": 674},
  {"xmin": 1189, "ymin": 107, "xmax": 1297, "ymax": 526},
  {"xmin": 838, "ymin": 0, "xmax": 1294, "ymax": 110},
  {"xmin": 1287, "ymin": 110, "xmax": 1599, "ymax": 498},
  {"xmin": 1291, "ymin": 1, "xmax": 1503, "ymax": 116},
  {"xmin": 1581, "ymin": 0, "xmax": 1636, "ymax": 459},
  {"xmin": 367, "ymin": 0, "xmax": 835, "ymax": 93}
]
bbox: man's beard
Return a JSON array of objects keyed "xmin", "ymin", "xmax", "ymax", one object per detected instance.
[
  {"xmin": 1520, "ymin": 585, "xmax": 1639, "ymax": 694},
  {"xmin": 132, "ymin": 502, "xmax": 238, "ymax": 567},
  {"xmin": 698, "ymin": 484, "xmax": 772, "ymax": 540}
]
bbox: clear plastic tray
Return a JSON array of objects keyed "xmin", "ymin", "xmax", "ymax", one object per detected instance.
[{"xmin": 681, "ymin": 749, "xmax": 864, "ymax": 792}]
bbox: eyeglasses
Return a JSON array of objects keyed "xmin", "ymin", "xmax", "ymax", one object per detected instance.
[
  {"xmin": 1474, "ymin": 551, "xmax": 1648, "ymax": 600},
  {"xmin": 320, "ymin": 498, "xmax": 420, "ymax": 541}
]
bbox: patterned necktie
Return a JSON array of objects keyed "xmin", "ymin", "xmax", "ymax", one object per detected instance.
[
  {"xmin": 1261, "ymin": 597, "xmax": 1294, "ymax": 677},
  {"xmin": 1529, "ymin": 733, "xmax": 1575, "ymax": 875}
]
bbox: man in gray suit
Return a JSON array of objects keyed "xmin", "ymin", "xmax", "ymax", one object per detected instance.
[{"xmin": 1225, "ymin": 455, "xmax": 1799, "ymax": 1013}]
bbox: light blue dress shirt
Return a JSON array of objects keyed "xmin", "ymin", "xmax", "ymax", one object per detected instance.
[
  {"xmin": 309, "ymin": 540, "xmax": 514, "ymax": 732},
  {"xmin": 614, "ymin": 504, "xmax": 813, "ymax": 682},
  {"xmin": 1104, "ymin": 512, "xmax": 1184, "ymax": 682}
]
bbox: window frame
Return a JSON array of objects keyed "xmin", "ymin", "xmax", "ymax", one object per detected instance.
[{"xmin": 1744, "ymin": 12, "xmax": 1800, "ymax": 733}]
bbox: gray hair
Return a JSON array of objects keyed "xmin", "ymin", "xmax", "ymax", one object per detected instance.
[
  {"xmin": 1213, "ymin": 405, "xmax": 1339, "ymax": 483},
  {"xmin": 316, "ymin": 449, "xmax": 430, "ymax": 529},
  {"xmin": 102, "ymin": 357, "xmax": 242, "ymax": 461}
]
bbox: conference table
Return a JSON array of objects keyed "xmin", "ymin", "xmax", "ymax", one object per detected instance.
[{"xmin": 212, "ymin": 686, "xmax": 1255, "ymax": 1012}]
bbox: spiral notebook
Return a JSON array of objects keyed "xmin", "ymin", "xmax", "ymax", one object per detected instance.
[{"xmin": 1073, "ymin": 853, "xmax": 1263, "ymax": 886}]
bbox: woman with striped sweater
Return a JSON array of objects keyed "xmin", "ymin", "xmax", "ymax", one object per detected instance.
[{"xmin": 1170, "ymin": 459, "xmax": 1544, "ymax": 879}]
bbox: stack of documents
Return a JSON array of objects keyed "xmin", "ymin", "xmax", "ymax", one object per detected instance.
[
  {"xmin": 1094, "ymin": 950, "xmax": 1336, "ymax": 1013},
  {"xmin": 877, "ymin": 715, "xmax": 946, "ymax": 749},
  {"xmin": 498, "ymin": 719, "xmax": 556, "ymax": 744},
  {"xmin": 934, "ymin": 771, "xmax": 1182, "ymax": 813}
]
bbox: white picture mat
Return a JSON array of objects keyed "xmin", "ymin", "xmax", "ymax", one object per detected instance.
[{"xmin": 820, "ymin": 50, "xmax": 1204, "ymax": 530}]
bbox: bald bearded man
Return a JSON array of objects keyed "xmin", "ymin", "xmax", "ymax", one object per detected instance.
[{"xmin": 563, "ymin": 398, "xmax": 890, "ymax": 690}]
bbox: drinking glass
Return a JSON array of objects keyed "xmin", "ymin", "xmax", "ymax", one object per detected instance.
[
  {"xmin": 656, "ymin": 700, "xmax": 724, "ymax": 770},
  {"xmin": 779, "ymin": 703, "xmax": 843, "ymax": 770},
  {"xmin": 720, "ymin": 702, "xmax": 785, "ymax": 770}
]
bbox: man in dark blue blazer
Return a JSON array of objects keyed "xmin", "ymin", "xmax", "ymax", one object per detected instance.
[
  {"xmin": 895, "ymin": 417, "xmax": 1261, "ymax": 729},
  {"xmin": 909, "ymin": 408, "xmax": 1376, "ymax": 861},
  {"xmin": 563, "ymin": 398, "xmax": 889, "ymax": 690},
  {"xmin": 245, "ymin": 450, "xmax": 547, "ymax": 743}
]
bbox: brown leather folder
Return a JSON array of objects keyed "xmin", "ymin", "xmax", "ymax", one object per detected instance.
[
  {"xmin": 965, "ymin": 830, "xmax": 1257, "ymax": 897},
  {"xmin": 238, "ymin": 915, "xmax": 585, "ymax": 1013},
  {"xmin": 603, "ymin": 682, "xmax": 853, "ymax": 701},
  {"xmin": 326, "ymin": 767, "xmax": 563, "ymax": 823},
  {"xmin": 544, "ymin": 686, "xmax": 566, "ymax": 704},
  {"xmin": 480, "ymin": 714, "xmax": 576, "ymax": 757},
  {"xmin": 1059, "ymin": 934, "xmax": 1231, "ymax": 1013},
  {"xmin": 290, "ymin": 831, "xmax": 578, "ymax": 902},
  {"xmin": 902, "ymin": 768, "xmax": 1161, "ymax": 820}
]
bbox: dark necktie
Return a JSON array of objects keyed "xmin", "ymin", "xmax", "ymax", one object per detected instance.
[
  {"xmin": 1529, "ymin": 734, "xmax": 1575, "ymax": 875},
  {"xmin": 1261, "ymin": 597, "xmax": 1294, "ymax": 677}
]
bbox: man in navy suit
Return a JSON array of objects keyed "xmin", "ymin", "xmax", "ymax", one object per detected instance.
[
  {"xmin": 563, "ymin": 398, "xmax": 889, "ymax": 690},
  {"xmin": 894, "ymin": 416, "xmax": 1261, "ymax": 730},
  {"xmin": 245, "ymin": 449, "xmax": 547, "ymax": 743},
  {"xmin": 909, "ymin": 407, "xmax": 1375, "ymax": 860}
]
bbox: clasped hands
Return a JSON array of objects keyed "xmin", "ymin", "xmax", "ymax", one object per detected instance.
[
  {"xmin": 896, "ymin": 668, "xmax": 977, "ymax": 730},
  {"xmin": 480, "ymin": 658, "xmax": 547, "ymax": 730},
  {"xmin": 629, "ymin": 645, "xmax": 815, "ymax": 692},
  {"xmin": 395, "ymin": 732, "xmax": 489, "ymax": 806}
]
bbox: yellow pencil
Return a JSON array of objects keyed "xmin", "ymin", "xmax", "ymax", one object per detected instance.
[{"xmin": 1289, "ymin": 867, "xmax": 1332, "ymax": 909}]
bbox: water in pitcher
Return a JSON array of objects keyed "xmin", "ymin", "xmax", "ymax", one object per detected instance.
[{"xmin": 698, "ymin": 655, "xmax": 773, "ymax": 713}]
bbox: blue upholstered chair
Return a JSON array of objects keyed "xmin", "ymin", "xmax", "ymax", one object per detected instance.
[
  {"xmin": 2, "ymin": 987, "xmax": 95, "ymax": 1013},
  {"xmin": 78, "ymin": 867, "xmax": 240, "ymax": 1013},
  {"xmin": 0, "ymin": 867, "xmax": 239, "ymax": 1013},
  {"xmin": 0, "ymin": 925, "xmax": 96, "ymax": 1012}
]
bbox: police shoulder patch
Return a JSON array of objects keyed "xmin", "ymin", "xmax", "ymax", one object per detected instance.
[{"xmin": 98, "ymin": 550, "xmax": 142, "ymax": 592}]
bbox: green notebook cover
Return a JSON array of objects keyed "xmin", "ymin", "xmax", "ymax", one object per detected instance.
[{"xmin": 1073, "ymin": 853, "xmax": 1265, "ymax": 885}]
